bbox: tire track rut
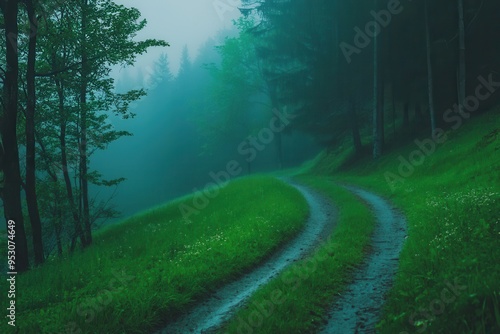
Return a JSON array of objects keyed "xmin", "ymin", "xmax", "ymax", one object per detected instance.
[
  {"xmin": 155, "ymin": 181, "xmax": 337, "ymax": 334},
  {"xmin": 320, "ymin": 185, "xmax": 407, "ymax": 334}
]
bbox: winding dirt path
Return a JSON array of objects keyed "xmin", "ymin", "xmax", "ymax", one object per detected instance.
[
  {"xmin": 320, "ymin": 185, "xmax": 407, "ymax": 334},
  {"xmin": 155, "ymin": 181, "xmax": 337, "ymax": 334}
]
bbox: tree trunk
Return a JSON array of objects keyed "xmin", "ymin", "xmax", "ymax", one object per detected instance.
[
  {"xmin": 36, "ymin": 124, "xmax": 64, "ymax": 256},
  {"xmin": 403, "ymin": 101, "xmax": 410, "ymax": 130},
  {"xmin": 457, "ymin": 0, "xmax": 466, "ymax": 110},
  {"xmin": 349, "ymin": 97, "xmax": 362, "ymax": 154},
  {"xmin": 372, "ymin": 0, "xmax": 383, "ymax": 159},
  {"xmin": 275, "ymin": 131, "xmax": 283, "ymax": 170},
  {"xmin": 425, "ymin": 0, "xmax": 436, "ymax": 136},
  {"xmin": 80, "ymin": 0, "xmax": 92, "ymax": 247},
  {"xmin": 55, "ymin": 76, "xmax": 86, "ymax": 250},
  {"xmin": 414, "ymin": 102, "xmax": 423, "ymax": 133},
  {"xmin": 55, "ymin": 199, "xmax": 63, "ymax": 256},
  {"xmin": 1, "ymin": 0, "xmax": 30, "ymax": 272},
  {"xmin": 378, "ymin": 73, "xmax": 385, "ymax": 146},
  {"xmin": 390, "ymin": 23, "xmax": 397, "ymax": 141},
  {"xmin": 25, "ymin": 0, "xmax": 44, "ymax": 265},
  {"xmin": 392, "ymin": 84, "xmax": 397, "ymax": 140}
]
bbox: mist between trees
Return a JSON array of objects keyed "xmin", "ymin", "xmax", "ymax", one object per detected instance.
[{"xmin": 1, "ymin": 0, "xmax": 499, "ymax": 275}]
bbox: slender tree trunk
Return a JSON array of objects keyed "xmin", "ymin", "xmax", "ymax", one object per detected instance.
[
  {"xmin": 457, "ymin": 0, "xmax": 466, "ymax": 109},
  {"xmin": 55, "ymin": 197, "xmax": 63, "ymax": 256},
  {"xmin": 414, "ymin": 102, "xmax": 423, "ymax": 133},
  {"xmin": 55, "ymin": 223, "xmax": 63, "ymax": 255},
  {"xmin": 25, "ymin": 0, "xmax": 44, "ymax": 265},
  {"xmin": 378, "ymin": 73, "xmax": 385, "ymax": 146},
  {"xmin": 1, "ymin": 0, "xmax": 30, "ymax": 272},
  {"xmin": 275, "ymin": 131, "xmax": 283, "ymax": 170},
  {"xmin": 425, "ymin": 0, "xmax": 436, "ymax": 136},
  {"xmin": 372, "ymin": 0, "xmax": 383, "ymax": 159},
  {"xmin": 392, "ymin": 84, "xmax": 397, "ymax": 140},
  {"xmin": 349, "ymin": 98, "xmax": 362, "ymax": 154},
  {"xmin": 49, "ymin": 7, "xmax": 85, "ymax": 249},
  {"xmin": 36, "ymin": 126, "xmax": 64, "ymax": 256},
  {"xmin": 390, "ymin": 24, "xmax": 397, "ymax": 141},
  {"xmin": 80, "ymin": 0, "xmax": 92, "ymax": 247},
  {"xmin": 403, "ymin": 101, "xmax": 410, "ymax": 130},
  {"xmin": 54, "ymin": 77, "xmax": 86, "ymax": 250}
]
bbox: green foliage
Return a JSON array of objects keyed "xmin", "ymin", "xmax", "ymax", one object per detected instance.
[
  {"xmin": 197, "ymin": 17, "xmax": 270, "ymax": 152},
  {"xmin": 308, "ymin": 106, "xmax": 500, "ymax": 333},
  {"xmin": 0, "ymin": 176, "xmax": 308, "ymax": 333},
  {"xmin": 25, "ymin": 0, "xmax": 169, "ymax": 249}
]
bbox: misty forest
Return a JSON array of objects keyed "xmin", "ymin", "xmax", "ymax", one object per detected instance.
[{"xmin": 0, "ymin": 0, "xmax": 499, "ymax": 333}]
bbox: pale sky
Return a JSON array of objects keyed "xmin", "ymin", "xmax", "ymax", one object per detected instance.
[{"xmin": 112, "ymin": 0, "xmax": 242, "ymax": 83}]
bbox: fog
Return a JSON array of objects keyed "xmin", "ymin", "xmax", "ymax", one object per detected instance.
[
  {"xmin": 2, "ymin": 0, "xmax": 499, "ymax": 332},
  {"xmin": 90, "ymin": 2, "xmax": 320, "ymax": 219}
]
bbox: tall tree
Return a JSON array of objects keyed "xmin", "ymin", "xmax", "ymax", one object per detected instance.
[
  {"xmin": 372, "ymin": 0, "xmax": 383, "ymax": 159},
  {"xmin": 68, "ymin": 0, "xmax": 167, "ymax": 248},
  {"xmin": 148, "ymin": 52, "xmax": 173, "ymax": 89},
  {"xmin": 2, "ymin": 0, "xmax": 168, "ymax": 257},
  {"xmin": 1, "ymin": 0, "xmax": 30, "ymax": 272},
  {"xmin": 201, "ymin": 18, "xmax": 270, "ymax": 157},
  {"xmin": 457, "ymin": 0, "xmax": 466, "ymax": 110},
  {"xmin": 79, "ymin": 0, "xmax": 91, "ymax": 247},
  {"xmin": 25, "ymin": 0, "xmax": 44, "ymax": 264},
  {"xmin": 425, "ymin": 0, "xmax": 436, "ymax": 136}
]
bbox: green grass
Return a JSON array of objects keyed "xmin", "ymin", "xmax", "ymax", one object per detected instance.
[
  {"xmin": 308, "ymin": 107, "xmax": 500, "ymax": 333},
  {"xmin": 0, "ymin": 176, "xmax": 308, "ymax": 334},
  {"xmin": 1, "ymin": 106, "xmax": 498, "ymax": 334},
  {"xmin": 221, "ymin": 177, "xmax": 374, "ymax": 333}
]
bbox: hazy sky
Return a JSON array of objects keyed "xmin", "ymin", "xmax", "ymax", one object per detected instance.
[{"xmin": 113, "ymin": 0, "xmax": 242, "ymax": 82}]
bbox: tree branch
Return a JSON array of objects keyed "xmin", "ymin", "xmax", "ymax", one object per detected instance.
[{"xmin": 35, "ymin": 56, "xmax": 99, "ymax": 77}]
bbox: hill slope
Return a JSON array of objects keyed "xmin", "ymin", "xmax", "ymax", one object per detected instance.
[
  {"xmin": 310, "ymin": 107, "xmax": 500, "ymax": 333},
  {"xmin": 0, "ymin": 176, "xmax": 308, "ymax": 334}
]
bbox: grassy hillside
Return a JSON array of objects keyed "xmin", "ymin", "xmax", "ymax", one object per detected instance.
[
  {"xmin": 1, "ymin": 107, "xmax": 497, "ymax": 334},
  {"xmin": 0, "ymin": 176, "xmax": 308, "ymax": 334},
  {"xmin": 309, "ymin": 107, "xmax": 500, "ymax": 333},
  {"xmin": 221, "ymin": 178, "xmax": 374, "ymax": 333}
]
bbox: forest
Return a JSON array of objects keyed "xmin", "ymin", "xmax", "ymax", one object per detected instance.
[{"xmin": 1, "ymin": 0, "xmax": 499, "ymax": 333}]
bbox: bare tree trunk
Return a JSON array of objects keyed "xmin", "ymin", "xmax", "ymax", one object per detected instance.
[
  {"xmin": 414, "ymin": 102, "xmax": 423, "ymax": 132},
  {"xmin": 425, "ymin": 0, "xmax": 436, "ymax": 135},
  {"xmin": 55, "ymin": 198, "xmax": 63, "ymax": 256},
  {"xmin": 403, "ymin": 101, "xmax": 410, "ymax": 131},
  {"xmin": 457, "ymin": 0, "xmax": 466, "ymax": 110},
  {"xmin": 275, "ymin": 131, "xmax": 283, "ymax": 170},
  {"xmin": 25, "ymin": 0, "xmax": 44, "ymax": 265},
  {"xmin": 54, "ymin": 76, "xmax": 86, "ymax": 250},
  {"xmin": 1, "ymin": 0, "xmax": 30, "ymax": 272},
  {"xmin": 349, "ymin": 97, "xmax": 362, "ymax": 154},
  {"xmin": 372, "ymin": 0, "xmax": 383, "ymax": 159},
  {"xmin": 390, "ymin": 24, "xmax": 397, "ymax": 141},
  {"xmin": 36, "ymin": 126, "xmax": 64, "ymax": 256},
  {"xmin": 80, "ymin": 0, "xmax": 92, "ymax": 247},
  {"xmin": 378, "ymin": 73, "xmax": 385, "ymax": 146},
  {"xmin": 392, "ymin": 84, "xmax": 397, "ymax": 140}
]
